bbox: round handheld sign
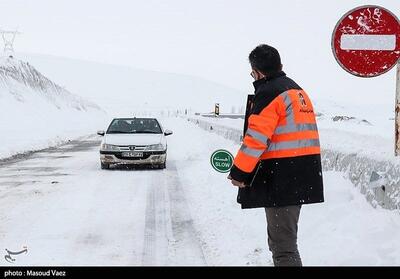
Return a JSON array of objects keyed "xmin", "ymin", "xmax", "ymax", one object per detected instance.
[
  {"xmin": 210, "ymin": 149, "xmax": 234, "ymax": 173},
  {"xmin": 332, "ymin": 5, "xmax": 400, "ymax": 77}
]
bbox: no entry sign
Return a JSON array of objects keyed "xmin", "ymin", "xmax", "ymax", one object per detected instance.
[{"xmin": 332, "ymin": 5, "xmax": 400, "ymax": 77}]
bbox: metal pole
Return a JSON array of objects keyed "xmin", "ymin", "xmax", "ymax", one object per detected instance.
[{"xmin": 395, "ymin": 60, "xmax": 400, "ymax": 156}]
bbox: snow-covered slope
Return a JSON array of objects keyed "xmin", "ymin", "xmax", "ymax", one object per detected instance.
[
  {"xmin": 0, "ymin": 56, "xmax": 107, "ymax": 159},
  {"xmin": 18, "ymin": 53, "xmax": 246, "ymax": 116}
]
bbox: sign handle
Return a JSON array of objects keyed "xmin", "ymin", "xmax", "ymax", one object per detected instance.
[{"xmin": 395, "ymin": 60, "xmax": 400, "ymax": 156}]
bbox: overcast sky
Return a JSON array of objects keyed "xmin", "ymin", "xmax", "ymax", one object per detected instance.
[{"xmin": 0, "ymin": 0, "xmax": 398, "ymax": 102}]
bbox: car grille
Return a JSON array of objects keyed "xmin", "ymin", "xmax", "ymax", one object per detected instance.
[
  {"xmin": 118, "ymin": 145, "xmax": 147, "ymax": 152},
  {"xmin": 115, "ymin": 153, "xmax": 152, "ymax": 160},
  {"xmin": 113, "ymin": 151, "xmax": 165, "ymax": 160}
]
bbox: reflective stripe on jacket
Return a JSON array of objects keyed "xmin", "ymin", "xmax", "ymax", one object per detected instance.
[{"xmin": 234, "ymin": 89, "xmax": 320, "ymax": 173}]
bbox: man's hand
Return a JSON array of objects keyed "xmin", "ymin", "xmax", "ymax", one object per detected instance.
[{"xmin": 227, "ymin": 174, "xmax": 246, "ymax": 188}]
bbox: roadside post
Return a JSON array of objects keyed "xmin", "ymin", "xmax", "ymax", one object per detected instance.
[{"xmin": 215, "ymin": 103, "xmax": 220, "ymax": 117}]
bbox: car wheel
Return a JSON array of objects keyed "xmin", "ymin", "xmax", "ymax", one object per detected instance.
[
  {"xmin": 159, "ymin": 162, "xmax": 166, "ymax": 169},
  {"xmin": 101, "ymin": 162, "xmax": 110, "ymax": 169}
]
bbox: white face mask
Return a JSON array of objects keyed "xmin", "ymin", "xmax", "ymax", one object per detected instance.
[{"xmin": 250, "ymin": 69, "xmax": 265, "ymax": 81}]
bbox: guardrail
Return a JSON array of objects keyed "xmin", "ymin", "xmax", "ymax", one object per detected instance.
[
  {"xmin": 199, "ymin": 113, "xmax": 245, "ymax": 119},
  {"xmin": 187, "ymin": 117, "xmax": 400, "ymax": 211}
]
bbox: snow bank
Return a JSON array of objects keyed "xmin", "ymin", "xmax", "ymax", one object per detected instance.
[
  {"xmin": 186, "ymin": 116, "xmax": 400, "ymax": 211},
  {"xmin": 0, "ymin": 57, "xmax": 107, "ymax": 159}
]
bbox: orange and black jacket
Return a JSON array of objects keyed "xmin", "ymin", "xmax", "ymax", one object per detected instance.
[{"xmin": 229, "ymin": 71, "xmax": 324, "ymax": 209}]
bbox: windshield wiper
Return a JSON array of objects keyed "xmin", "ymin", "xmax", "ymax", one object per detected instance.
[
  {"xmin": 107, "ymin": 130, "xmax": 161, "ymax": 134},
  {"xmin": 107, "ymin": 131, "xmax": 132, "ymax": 134},
  {"xmin": 137, "ymin": 131, "xmax": 161, "ymax": 134}
]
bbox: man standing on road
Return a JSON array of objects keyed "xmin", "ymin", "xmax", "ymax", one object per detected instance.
[{"xmin": 228, "ymin": 44, "xmax": 324, "ymax": 266}]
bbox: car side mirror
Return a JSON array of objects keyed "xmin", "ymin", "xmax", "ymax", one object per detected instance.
[
  {"xmin": 97, "ymin": 130, "xmax": 105, "ymax": 136},
  {"xmin": 164, "ymin": 129, "xmax": 173, "ymax": 136}
]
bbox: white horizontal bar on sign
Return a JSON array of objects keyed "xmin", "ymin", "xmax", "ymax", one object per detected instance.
[{"xmin": 340, "ymin": 34, "xmax": 396, "ymax": 51}]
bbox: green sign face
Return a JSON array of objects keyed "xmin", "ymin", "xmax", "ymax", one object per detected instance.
[{"xmin": 210, "ymin": 149, "xmax": 234, "ymax": 173}]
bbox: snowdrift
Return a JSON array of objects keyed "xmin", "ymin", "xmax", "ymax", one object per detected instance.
[{"xmin": 0, "ymin": 56, "xmax": 107, "ymax": 159}]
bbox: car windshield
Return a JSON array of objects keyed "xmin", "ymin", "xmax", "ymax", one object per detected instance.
[{"xmin": 107, "ymin": 118, "xmax": 162, "ymax": 134}]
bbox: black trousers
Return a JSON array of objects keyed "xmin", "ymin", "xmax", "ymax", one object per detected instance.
[{"xmin": 265, "ymin": 205, "xmax": 302, "ymax": 266}]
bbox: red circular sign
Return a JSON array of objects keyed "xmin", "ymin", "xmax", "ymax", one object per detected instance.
[{"xmin": 332, "ymin": 5, "xmax": 400, "ymax": 77}]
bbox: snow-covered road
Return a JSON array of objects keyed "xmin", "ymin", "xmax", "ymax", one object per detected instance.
[
  {"xmin": 1, "ymin": 117, "xmax": 400, "ymax": 266},
  {"xmin": 0, "ymin": 134, "xmax": 206, "ymax": 266}
]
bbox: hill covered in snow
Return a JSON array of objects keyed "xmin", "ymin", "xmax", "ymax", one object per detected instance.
[
  {"xmin": 0, "ymin": 56, "xmax": 107, "ymax": 159},
  {"xmin": 18, "ymin": 53, "xmax": 247, "ymax": 116}
]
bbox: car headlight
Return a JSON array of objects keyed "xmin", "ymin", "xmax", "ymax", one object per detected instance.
[
  {"xmin": 145, "ymin": 144, "xmax": 166, "ymax": 151},
  {"xmin": 101, "ymin": 144, "xmax": 120, "ymax": 151}
]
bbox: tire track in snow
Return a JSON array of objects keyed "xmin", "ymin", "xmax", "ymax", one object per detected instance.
[
  {"xmin": 141, "ymin": 161, "xmax": 206, "ymax": 265},
  {"xmin": 141, "ymin": 175, "xmax": 157, "ymax": 265},
  {"xmin": 141, "ymin": 168, "xmax": 170, "ymax": 266},
  {"xmin": 166, "ymin": 161, "xmax": 207, "ymax": 265}
]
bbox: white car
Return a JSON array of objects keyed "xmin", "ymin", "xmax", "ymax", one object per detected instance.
[{"xmin": 97, "ymin": 117, "xmax": 172, "ymax": 169}]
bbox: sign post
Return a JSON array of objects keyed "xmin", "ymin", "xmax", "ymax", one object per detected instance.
[
  {"xmin": 332, "ymin": 5, "xmax": 400, "ymax": 155},
  {"xmin": 396, "ymin": 61, "xmax": 400, "ymax": 155}
]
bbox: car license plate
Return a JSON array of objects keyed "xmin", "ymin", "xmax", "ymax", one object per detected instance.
[{"xmin": 122, "ymin": 152, "xmax": 143, "ymax": 158}]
